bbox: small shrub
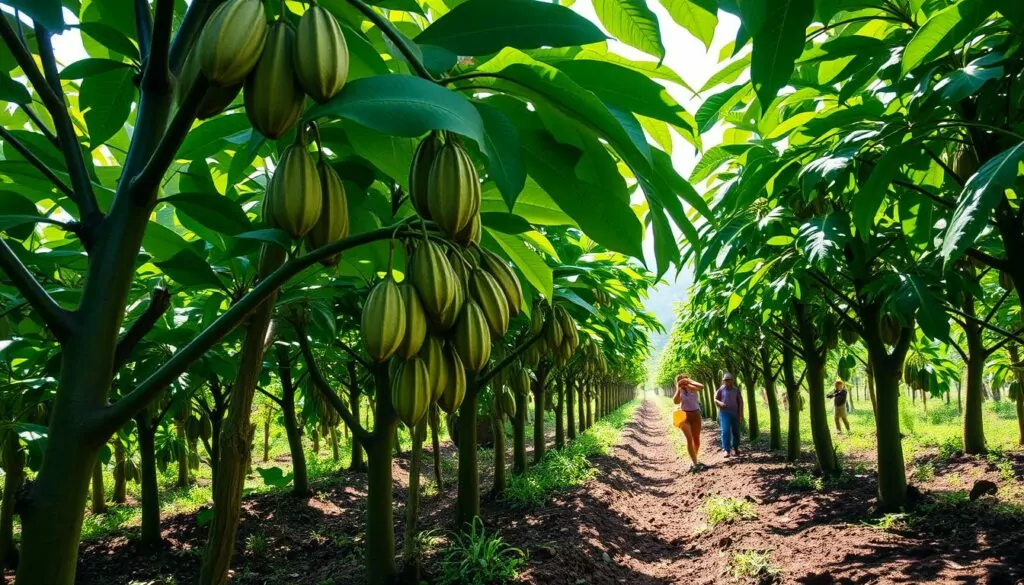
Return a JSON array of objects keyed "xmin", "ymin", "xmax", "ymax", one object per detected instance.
[
  {"xmin": 245, "ymin": 532, "xmax": 269, "ymax": 558},
  {"xmin": 866, "ymin": 512, "xmax": 908, "ymax": 532},
  {"xmin": 996, "ymin": 460, "xmax": 1016, "ymax": 483},
  {"xmin": 898, "ymin": 395, "xmax": 916, "ymax": 436},
  {"xmin": 704, "ymin": 497, "xmax": 756, "ymax": 526},
  {"xmin": 912, "ymin": 462, "xmax": 935, "ymax": 482},
  {"xmin": 436, "ymin": 518, "xmax": 525, "ymax": 585},
  {"xmin": 788, "ymin": 470, "xmax": 822, "ymax": 491},
  {"xmin": 937, "ymin": 437, "xmax": 961, "ymax": 461},
  {"xmin": 729, "ymin": 550, "xmax": 781, "ymax": 583}
]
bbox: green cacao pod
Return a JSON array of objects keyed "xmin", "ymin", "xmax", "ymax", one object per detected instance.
[
  {"xmin": 306, "ymin": 161, "xmax": 350, "ymax": 266},
  {"xmin": 420, "ymin": 335, "xmax": 449, "ymax": 401},
  {"xmin": 479, "ymin": 250, "xmax": 523, "ymax": 317},
  {"xmin": 427, "ymin": 142, "xmax": 479, "ymax": 239},
  {"xmin": 396, "ymin": 283, "xmax": 428, "ymax": 360},
  {"xmin": 545, "ymin": 309, "xmax": 563, "ymax": 349},
  {"xmin": 448, "ymin": 248, "xmax": 471, "ymax": 285},
  {"xmin": 409, "ymin": 134, "xmax": 441, "ymax": 219},
  {"xmin": 453, "ymin": 299, "xmax": 491, "ymax": 372},
  {"xmin": 1009, "ymin": 380, "xmax": 1020, "ymax": 401},
  {"xmin": 952, "ymin": 144, "xmax": 979, "ymax": 181},
  {"xmin": 362, "ymin": 276, "xmax": 407, "ymax": 362},
  {"xmin": 257, "ymin": 242, "xmax": 287, "ymax": 278},
  {"xmin": 469, "ymin": 268, "xmax": 509, "ymax": 338},
  {"xmin": 999, "ymin": 270, "xmax": 1015, "ymax": 292},
  {"xmin": 433, "ymin": 275, "xmax": 464, "ymax": 333},
  {"xmin": 409, "ymin": 240, "xmax": 458, "ymax": 318},
  {"xmin": 510, "ymin": 368, "xmax": 530, "ymax": 396},
  {"xmin": 880, "ymin": 314, "xmax": 900, "ymax": 347},
  {"xmin": 294, "ymin": 5, "xmax": 349, "ymax": 103},
  {"xmin": 555, "ymin": 306, "xmax": 575, "ymax": 348},
  {"xmin": 185, "ymin": 416, "xmax": 202, "ymax": 443},
  {"xmin": 838, "ymin": 366, "xmax": 852, "ymax": 382},
  {"xmin": 268, "ymin": 139, "xmax": 322, "ymax": 238},
  {"xmin": 198, "ymin": 0, "xmax": 268, "ymax": 87},
  {"xmin": 453, "ymin": 211, "xmax": 481, "ymax": 246},
  {"xmin": 177, "ymin": 47, "xmax": 241, "ymax": 119},
  {"xmin": 438, "ymin": 344, "xmax": 467, "ymax": 414},
  {"xmin": 840, "ymin": 326, "xmax": 859, "ymax": 345},
  {"xmin": 530, "ymin": 304, "xmax": 545, "ymax": 336},
  {"xmin": 391, "ymin": 357, "xmax": 431, "ymax": 426},
  {"xmin": 522, "ymin": 345, "xmax": 540, "ymax": 369},
  {"xmin": 244, "ymin": 21, "xmax": 305, "ymax": 140},
  {"xmin": 500, "ymin": 387, "xmax": 516, "ymax": 417}
]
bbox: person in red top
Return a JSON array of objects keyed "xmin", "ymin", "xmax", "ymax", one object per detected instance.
[{"xmin": 673, "ymin": 374, "xmax": 705, "ymax": 470}]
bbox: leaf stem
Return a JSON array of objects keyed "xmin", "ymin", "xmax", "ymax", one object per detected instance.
[
  {"xmin": 0, "ymin": 238, "xmax": 73, "ymax": 342},
  {"xmin": 0, "ymin": 126, "xmax": 75, "ymax": 199},
  {"xmin": 344, "ymin": 0, "xmax": 434, "ymax": 81}
]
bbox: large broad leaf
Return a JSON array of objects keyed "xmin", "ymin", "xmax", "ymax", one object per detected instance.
[
  {"xmin": 484, "ymin": 228, "xmax": 553, "ymax": 302},
  {"xmin": 154, "ymin": 249, "xmax": 224, "ymax": 290},
  {"xmin": 893, "ymin": 274, "xmax": 949, "ymax": 341},
  {"xmin": 59, "ymin": 58, "xmax": 132, "ymax": 79},
  {"xmin": 699, "ymin": 53, "xmax": 751, "ymax": 92},
  {"xmin": 796, "ymin": 213, "xmax": 850, "ymax": 264},
  {"xmin": 0, "ymin": 72, "xmax": 30, "ymax": 104},
  {"xmin": 658, "ymin": 0, "xmax": 718, "ymax": 50},
  {"xmin": 6, "ymin": 0, "xmax": 64, "ymax": 31},
  {"xmin": 306, "ymin": 75, "xmax": 486, "ymax": 153},
  {"xmin": 481, "ymin": 178, "xmax": 575, "ymax": 226},
  {"xmin": 78, "ymin": 22, "xmax": 140, "ymax": 62},
  {"xmin": 853, "ymin": 145, "xmax": 908, "ymax": 236},
  {"xmin": 690, "ymin": 144, "xmax": 751, "ymax": 184},
  {"xmin": 747, "ymin": 0, "xmax": 814, "ymax": 109},
  {"xmin": 163, "ymin": 193, "xmax": 253, "ymax": 237},
  {"xmin": 695, "ymin": 85, "xmax": 746, "ymax": 134},
  {"xmin": 473, "ymin": 102, "xmax": 526, "ymax": 210},
  {"xmin": 940, "ymin": 141, "xmax": 1024, "ymax": 264},
  {"xmin": 414, "ymin": 0, "xmax": 605, "ymax": 56},
  {"xmin": 0, "ymin": 191, "xmax": 42, "ymax": 240},
  {"xmin": 592, "ymin": 0, "xmax": 665, "ymax": 61},
  {"xmin": 79, "ymin": 66, "xmax": 136, "ymax": 147},
  {"xmin": 902, "ymin": 0, "xmax": 994, "ymax": 74}
]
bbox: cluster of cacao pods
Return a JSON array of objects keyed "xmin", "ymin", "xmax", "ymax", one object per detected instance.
[{"xmin": 879, "ymin": 314, "xmax": 900, "ymax": 346}]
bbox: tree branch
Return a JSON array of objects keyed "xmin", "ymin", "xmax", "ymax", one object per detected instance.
[
  {"xmin": 113, "ymin": 286, "xmax": 172, "ymax": 371},
  {"xmin": 296, "ymin": 329, "xmax": 373, "ymax": 444},
  {"xmin": 168, "ymin": 0, "xmax": 220, "ymax": 75},
  {"xmin": 0, "ymin": 238, "xmax": 73, "ymax": 341},
  {"xmin": 0, "ymin": 19, "xmax": 62, "ymax": 122},
  {"xmin": 134, "ymin": 0, "xmax": 154, "ymax": 64},
  {"xmin": 964, "ymin": 248, "xmax": 1008, "ymax": 271},
  {"xmin": 946, "ymin": 305, "xmax": 1024, "ymax": 346},
  {"xmin": 950, "ymin": 338, "xmax": 968, "ymax": 363},
  {"xmin": 21, "ymin": 105, "xmax": 59, "ymax": 147},
  {"xmin": 93, "ymin": 224, "xmax": 413, "ymax": 436},
  {"xmin": 477, "ymin": 330, "xmax": 545, "ymax": 388},
  {"xmin": 335, "ymin": 338, "xmax": 371, "ymax": 371},
  {"xmin": 987, "ymin": 327, "xmax": 1024, "ymax": 357},
  {"xmin": 345, "ymin": 0, "xmax": 434, "ymax": 81},
  {"xmin": 982, "ymin": 287, "xmax": 1012, "ymax": 326},
  {"xmin": 256, "ymin": 386, "xmax": 284, "ymax": 407},
  {"xmin": 0, "ymin": 126, "xmax": 75, "ymax": 198},
  {"xmin": 142, "ymin": 0, "xmax": 174, "ymax": 92}
]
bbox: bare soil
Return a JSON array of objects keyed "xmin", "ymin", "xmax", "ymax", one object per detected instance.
[{"xmin": 65, "ymin": 401, "xmax": 1024, "ymax": 584}]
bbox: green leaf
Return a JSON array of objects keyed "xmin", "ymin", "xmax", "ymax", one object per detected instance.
[
  {"xmin": 650, "ymin": 147, "xmax": 713, "ymax": 221},
  {"xmin": 78, "ymin": 22, "xmax": 140, "ymax": 62},
  {"xmin": 565, "ymin": 48, "xmax": 693, "ymax": 90},
  {"xmin": 232, "ymin": 229, "xmax": 293, "ymax": 251},
  {"xmin": 936, "ymin": 56, "xmax": 1003, "ymax": 102},
  {"xmin": 659, "ymin": 0, "xmax": 718, "ymax": 50},
  {"xmin": 481, "ymin": 212, "xmax": 532, "ymax": 234},
  {"xmin": 6, "ymin": 0, "xmax": 64, "ymax": 31},
  {"xmin": 255, "ymin": 466, "xmax": 294, "ymax": 488},
  {"xmin": 748, "ymin": 0, "xmax": 814, "ymax": 108},
  {"xmin": 141, "ymin": 222, "xmax": 191, "ymax": 263},
  {"xmin": 473, "ymin": 102, "xmax": 526, "ymax": 211},
  {"xmin": 484, "ymin": 228, "xmax": 554, "ymax": 302},
  {"xmin": 163, "ymin": 193, "xmax": 253, "ymax": 236},
  {"xmin": 481, "ymin": 178, "xmax": 575, "ymax": 226},
  {"xmin": 414, "ymin": 0, "xmax": 605, "ymax": 56},
  {"xmin": 306, "ymin": 75, "xmax": 486, "ymax": 151},
  {"xmin": 592, "ymin": 0, "xmax": 665, "ymax": 61},
  {"xmin": 0, "ymin": 72, "xmax": 30, "ymax": 104},
  {"xmin": 154, "ymin": 249, "xmax": 224, "ymax": 290},
  {"xmin": 59, "ymin": 58, "xmax": 132, "ymax": 79},
  {"xmin": 179, "ymin": 114, "xmax": 254, "ymax": 161},
  {"xmin": 902, "ymin": 0, "xmax": 994, "ymax": 74},
  {"xmin": 699, "ymin": 53, "xmax": 751, "ymax": 92},
  {"xmin": 344, "ymin": 124, "xmax": 418, "ymax": 190},
  {"xmin": 941, "ymin": 141, "xmax": 1024, "ymax": 264},
  {"xmin": 766, "ymin": 235, "xmax": 794, "ymax": 246},
  {"xmin": 691, "ymin": 144, "xmax": 751, "ymax": 184},
  {"xmin": 0, "ymin": 190, "xmax": 41, "ymax": 240},
  {"xmin": 79, "ymin": 66, "xmax": 136, "ymax": 147},
  {"xmin": 853, "ymin": 145, "xmax": 908, "ymax": 236},
  {"xmin": 695, "ymin": 85, "xmax": 745, "ymax": 134}
]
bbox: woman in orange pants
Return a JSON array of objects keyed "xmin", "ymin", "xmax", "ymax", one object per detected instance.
[{"xmin": 673, "ymin": 374, "xmax": 705, "ymax": 470}]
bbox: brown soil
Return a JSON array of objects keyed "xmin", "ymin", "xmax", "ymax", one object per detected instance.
[{"xmin": 65, "ymin": 401, "xmax": 1024, "ymax": 584}]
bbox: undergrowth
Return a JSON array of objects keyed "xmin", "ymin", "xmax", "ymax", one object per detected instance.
[
  {"xmin": 436, "ymin": 517, "xmax": 525, "ymax": 585},
  {"xmin": 704, "ymin": 496, "xmax": 757, "ymax": 526},
  {"xmin": 730, "ymin": 550, "xmax": 781, "ymax": 584}
]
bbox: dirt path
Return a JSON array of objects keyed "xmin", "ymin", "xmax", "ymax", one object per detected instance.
[{"xmin": 496, "ymin": 400, "xmax": 1024, "ymax": 585}]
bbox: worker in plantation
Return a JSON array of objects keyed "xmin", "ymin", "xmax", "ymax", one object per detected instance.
[
  {"xmin": 673, "ymin": 374, "xmax": 706, "ymax": 470},
  {"xmin": 827, "ymin": 379, "xmax": 851, "ymax": 434},
  {"xmin": 714, "ymin": 372, "xmax": 743, "ymax": 458}
]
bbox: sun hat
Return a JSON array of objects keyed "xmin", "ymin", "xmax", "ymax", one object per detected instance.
[{"xmin": 722, "ymin": 372, "xmax": 734, "ymax": 381}]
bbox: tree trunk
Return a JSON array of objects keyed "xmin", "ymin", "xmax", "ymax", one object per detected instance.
[
  {"xmin": 1009, "ymin": 345, "xmax": 1024, "ymax": 445},
  {"xmin": 282, "ymin": 393, "xmax": 309, "ymax": 497},
  {"xmin": 176, "ymin": 420, "xmax": 189, "ymax": 488},
  {"xmin": 585, "ymin": 388, "xmax": 593, "ymax": 429},
  {"xmin": 872, "ymin": 352, "xmax": 908, "ymax": 511},
  {"xmin": 782, "ymin": 345, "xmax": 801, "ymax": 461},
  {"xmin": 795, "ymin": 304, "xmax": 838, "ymax": 475},
  {"xmin": 963, "ymin": 293, "xmax": 987, "ymax": 454},
  {"xmin": 365, "ymin": 368, "xmax": 398, "ymax": 585},
  {"xmin": 331, "ymin": 426, "xmax": 340, "ymax": 462},
  {"xmin": 512, "ymin": 387, "xmax": 528, "ymax": 474},
  {"xmin": 532, "ymin": 366, "xmax": 548, "ymax": 464},
  {"xmin": 113, "ymin": 439, "xmax": 127, "ymax": 504},
  {"xmin": 577, "ymin": 384, "xmax": 585, "ymax": 435},
  {"xmin": 566, "ymin": 376, "xmax": 576, "ymax": 441},
  {"xmin": 348, "ymin": 373, "xmax": 366, "ymax": 472},
  {"xmin": 554, "ymin": 378, "xmax": 565, "ymax": 450},
  {"xmin": 311, "ymin": 428, "xmax": 320, "ymax": 454},
  {"xmin": 760, "ymin": 346, "xmax": 782, "ymax": 450},
  {"xmin": 491, "ymin": 410, "xmax": 506, "ymax": 498},
  {"xmin": 429, "ymin": 404, "xmax": 443, "ymax": 487},
  {"xmin": 134, "ymin": 417, "xmax": 161, "ymax": 546},
  {"xmin": 91, "ymin": 460, "xmax": 107, "ymax": 515},
  {"xmin": 743, "ymin": 372, "xmax": 760, "ymax": 442},
  {"xmin": 456, "ymin": 386, "xmax": 480, "ymax": 529},
  {"xmin": 867, "ymin": 356, "xmax": 878, "ymax": 419},
  {"xmin": 198, "ymin": 297, "xmax": 276, "ymax": 585},
  {"xmin": 401, "ymin": 418, "xmax": 427, "ymax": 582},
  {"xmin": 262, "ymin": 418, "xmax": 270, "ymax": 462},
  {"xmin": 1, "ymin": 429, "xmax": 25, "ymax": 569}
]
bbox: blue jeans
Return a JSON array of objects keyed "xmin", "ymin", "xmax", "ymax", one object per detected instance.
[{"xmin": 719, "ymin": 411, "xmax": 740, "ymax": 452}]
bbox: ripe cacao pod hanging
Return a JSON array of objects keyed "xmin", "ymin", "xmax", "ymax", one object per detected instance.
[
  {"xmin": 427, "ymin": 141, "xmax": 479, "ymax": 239},
  {"xmin": 500, "ymin": 387, "xmax": 516, "ymax": 417},
  {"xmin": 244, "ymin": 21, "xmax": 305, "ymax": 140},
  {"xmin": 438, "ymin": 343, "xmax": 467, "ymax": 414},
  {"xmin": 362, "ymin": 276, "xmax": 406, "ymax": 362},
  {"xmin": 391, "ymin": 357, "xmax": 431, "ymax": 427},
  {"xmin": 880, "ymin": 314, "xmax": 900, "ymax": 347},
  {"xmin": 198, "ymin": 0, "xmax": 268, "ymax": 87},
  {"xmin": 306, "ymin": 160, "xmax": 349, "ymax": 266},
  {"xmin": 420, "ymin": 335, "xmax": 449, "ymax": 401},
  {"xmin": 294, "ymin": 5, "xmax": 349, "ymax": 103},
  {"xmin": 510, "ymin": 368, "xmax": 530, "ymax": 396},
  {"xmin": 545, "ymin": 311, "xmax": 563, "ymax": 349},
  {"xmin": 839, "ymin": 326, "xmax": 859, "ymax": 345},
  {"xmin": 479, "ymin": 250, "xmax": 523, "ymax": 317},
  {"xmin": 453, "ymin": 211, "xmax": 481, "ymax": 245},
  {"xmin": 469, "ymin": 268, "xmax": 509, "ymax": 338},
  {"xmin": 267, "ymin": 137, "xmax": 322, "ymax": 238},
  {"xmin": 530, "ymin": 304, "xmax": 545, "ymax": 335},
  {"xmin": 555, "ymin": 305, "xmax": 575, "ymax": 349},
  {"xmin": 951, "ymin": 144, "xmax": 979, "ymax": 181},
  {"xmin": 177, "ymin": 47, "xmax": 241, "ymax": 119},
  {"xmin": 453, "ymin": 299, "xmax": 491, "ymax": 372},
  {"xmin": 409, "ymin": 133, "xmax": 441, "ymax": 219},
  {"xmin": 522, "ymin": 345, "xmax": 540, "ymax": 369},
  {"xmin": 433, "ymin": 275, "xmax": 464, "ymax": 333},
  {"xmin": 396, "ymin": 282, "xmax": 428, "ymax": 360},
  {"xmin": 999, "ymin": 270, "xmax": 1015, "ymax": 292},
  {"xmin": 409, "ymin": 240, "xmax": 458, "ymax": 318}
]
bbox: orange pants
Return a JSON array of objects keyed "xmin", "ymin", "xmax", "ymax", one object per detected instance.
[{"xmin": 679, "ymin": 410, "xmax": 702, "ymax": 463}]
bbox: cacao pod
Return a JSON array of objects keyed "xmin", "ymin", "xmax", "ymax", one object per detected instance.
[
  {"xmin": 257, "ymin": 242, "xmax": 287, "ymax": 278},
  {"xmin": 1009, "ymin": 380, "xmax": 1020, "ymax": 401},
  {"xmin": 409, "ymin": 134, "xmax": 441, "ymax": 219},
  {"xmin": 840, "ymin": 326, "xmax": 859, "ymax": 345},
  {"xmin": 951, "ymin": 144, "xmax": 979, "ymax": 181},
  {"xmin": 433, "ymin": 275, "xmax": 464, "ymax": 333},
  {"xmin": 362, "ymin": 276, "xmax": 407, "ymax": 362},
  {"xmin": 438, "ymin": 343, "xmax": 467, "ymax": 414},
  {"xmin": 555, "ymin": 305, "xmax": 576, "ymax": 349},
  {"xmin": 479, "ymin": 250, "xmax": 523, "ymax": 317},
  {"xmin": 880, "ymin": 314, "xmax": 900, "ymax": 346},
  {"xmin": 198, "ymin": 0, "xmax": 268, "ymax": 87},
  {"xmin": 510, "ymin": 368, "xmax": 530, "ymax": 396},
  {"xmin": 448, "ymin": 248, "xmax": 471, "ymax": 285},
  {"xmin": 999, "ymin": 270, "xmax": 1015, "ymax": 292},
  {"xmin": 177, "ymin": 47, "xmax": 241, "ymax": 119},
  {"xmin": 391, "ymin": 357, "xmax": 431, "ymax": 426},
  {"xmin": 244, "ymin": 21, "xmax": 305, "ymax": 140},
  {"xmin": 469, "ymin": 268, "xmax": 509, "ymax": 338},
  {"xmin": 420, "ymin": 335, "xmax": 449, "ymax": 401},
  {"xmin": 530, "ymin": 304, "xmax": 544, "ymax": 336},
  {"xmin": 306, "ymin": 160, "xmax": 350, "ymax": 265},
  {"xmin": 838, "ymin": 366, "xmax": 851, "ymax": 382},
  {"xmin": 409, "ymin": 240, "xmax": 458, "ymax": 318},
  {"xmin": 453, "ymin": 299, "xmax": 491, "ymax": 372},
  {"xmin": 427, "ymin": 142, "xmax": 479, "ymax": 239},
  {"xmin": 545, "ymin": 309, "xmax": 563, "ymax": 348},
  {"xmin": 396, "ymin": 283, "xmax": 428, "ymax": 360},
  {"xmin": 268, "ymin": 139, "xmax": 322, "ymax": 238},
  {"xmin": 294, "ymin": 5, "xmax": 349, "ymax": 103},
  {"xmin": 500, "ymin": 387, "xmax": 516, "ymax": 417},
  {"xmin": 453, "ymin": 211, "xmax": 481, "ymax": 245}
]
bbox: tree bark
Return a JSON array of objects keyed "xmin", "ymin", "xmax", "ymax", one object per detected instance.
[
  {"xmin": 962, "ymin": 293, "xmax": 987, "ymax": 454},
  {"xmin": 135, "ymin": 416, "xmax": 161, "ymax": 545},
  {"xmin": 113, "ymin": 438, "xmax": 127, "ymax": 504},
  {"xmin": 348, "ymin": 367, "xmax": 366, "ymax": 472},
  {"xmin": 491, "ymin": 410, "xmax": 506, "ymax": 498},
  {"xmin": 456, "ymin": 385, "xmax": 480, "ymax": 529},
  {"xmin": 1009, "ymin": 345, "xmax": 1024, "ymax": 445},
  {"xmin": 795, "ymin": 303, "xmax": 838, "ymax": 476},
  {"xmin": 365, "ymin": 368, "xmax": 398, "ymax": 585},
  {"xmin": 554, "ymin": 378, "xmax": 565, "ymax": 450},
  {"xmin": 512, "ymin": 387, "xmax": 528, "ymax": 474},
  {"xmin": 401, "ymin": 418, "xmax": 426, "ymax": 582},
  {"xmin": 176, "ymin": 419, "xmax": 189, "ymax": 488},
  {"xmin": 1, "ymin": 429, "xmax": 25, "ymax": 569},
  {"xmin": 782, "ymin": 345, "xmax": 801, "ymax": 461},
  {"xmin": 760, "ymin": 346, "xmax": 782, "ymax": 450},
  {"xmin": 429, "ymin": 404, "xmax": 443, "ymax": 487},
  {"xmin": 566, "ymin": 376, "xmax": 576, "ymax": 441},
  {"xmin": 532, "ymin": 365, "xmax": 548, "ymax": 464},
  {"xmin": 262, "ymin": 418, "xmax": 270, "ymax": 462}
]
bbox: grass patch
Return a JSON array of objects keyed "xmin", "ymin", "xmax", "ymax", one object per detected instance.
[
  {"xmin": 704, "ymin": 496, "xmax": 756, "ymax": 526},
  {"xmin": 501, "ymin": 400, "xmax": 640, "ymax": 508},
  {"xmin": 788, "ymin": 470, "xmax": 822, "ymax": 491},
  {"xmin": 729, "ymin": 550, "xmax": 781, "ymax": 583},
  {"xmin": 436, "ymin": 518, "xmax": 525, "ymax": 585}
]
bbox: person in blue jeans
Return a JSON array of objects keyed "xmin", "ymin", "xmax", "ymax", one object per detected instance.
[{"xmin": 715, "ymin": 372, "xmax": 744, "ymax": 458}]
